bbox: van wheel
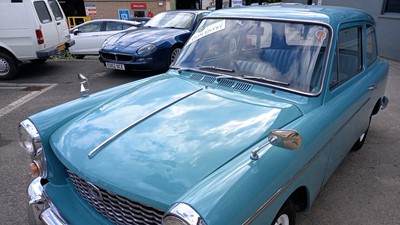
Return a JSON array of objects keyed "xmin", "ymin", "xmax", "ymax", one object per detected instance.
[{"xmin": 0, "ymin": 51, "xmax": 18, "ymax": 80}]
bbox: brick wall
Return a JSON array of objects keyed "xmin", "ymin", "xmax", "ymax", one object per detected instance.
[{"xmin": 84, "ymin": 0, "xmax": 168, "ymax": 19}]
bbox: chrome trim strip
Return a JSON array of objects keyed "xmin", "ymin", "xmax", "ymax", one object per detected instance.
[
  {"xmin": 243, "ymin": 138, "xmax": 333, "ymax": 225},
  {"xmin": 88, "ymin": 88, "xmax": 203, "ymax": 159}
]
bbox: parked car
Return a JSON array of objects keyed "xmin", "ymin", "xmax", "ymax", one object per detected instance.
[
  {"xmin": 99, "ymin": 10, "xmax": 210, "ymax": 72},
  {"xmin": 22, "ymin": 5, "xmax": 389, "ymax": 225},
  {"xmin": 0, "ymin": 0, "xmax": 73, "ymax": 80},
  {"xmin": 68, "ymin": 19, "xmax": 141, "ymax": 59}
]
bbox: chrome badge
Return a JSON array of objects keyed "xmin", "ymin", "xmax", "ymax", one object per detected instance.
[{"xmin": 87, "ymin": 182, "xmax": 103, "ymax": 201}]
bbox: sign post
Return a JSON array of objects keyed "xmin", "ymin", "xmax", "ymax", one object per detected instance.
[{"xmin": 118, "ymin": 9, "xmax": 130, "ymax": 20}]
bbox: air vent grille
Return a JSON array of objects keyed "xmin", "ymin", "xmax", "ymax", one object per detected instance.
[{"xmin": 188, "ymin": 74, "xmax": 253, "ymax": 92}]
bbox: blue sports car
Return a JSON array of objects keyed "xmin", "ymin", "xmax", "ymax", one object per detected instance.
[{"xmin": 99, "ymin": 10, "xmax": 210, "ymax": 72}]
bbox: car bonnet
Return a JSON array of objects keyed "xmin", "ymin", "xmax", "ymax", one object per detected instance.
[
  {"xmin": 104, "ymin": 28, "xmax": 189, "ymax": 50},
  {"xmin": 49, "ymin": 74, "xmax": 302, "ymax": 210}
]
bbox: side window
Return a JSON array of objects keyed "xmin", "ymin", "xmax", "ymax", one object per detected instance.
[
  {"xmin": 330, "ymin": 26, "xmax": 362, "ymax": 88},
  {"xmin": 79, "ymin": 22, "xmax": 102, "ymax": 33},
  {"xmin": 48, "ymin": 0, "xmax": 64, "ymax": 21},
  {"xmin": 105, "ymin": 22, "xmax": 123, "ymax": 31},
  {"xmin": 366, "ymin": 25, "xmax": 378, "ymax": 67},
  {"xmin": 34, "ymin": 1, "xmax": 52, "ymax": 24},
  {"xmin": 122, "ymin": 23, "xmax": 135, "ymax": 30}
]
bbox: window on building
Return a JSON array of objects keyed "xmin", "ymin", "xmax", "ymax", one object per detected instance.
[{"xmin": 383, "ymin": 0, "xmax": 400, "ymax": 13}]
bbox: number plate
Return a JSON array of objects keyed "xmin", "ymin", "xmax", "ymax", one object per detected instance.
[
  {"xmin": 57, "ymin": 44, "xmax": 65, "ymax": 52},
  {"xmin": 105, "ymin": 62, "xmax": 125, "ymax": 70}
]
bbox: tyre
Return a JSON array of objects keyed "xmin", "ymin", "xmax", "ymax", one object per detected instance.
[
  {"xmin": 351, "ymin": 116, "xmax": 371, "ymax": 151},
  {"xmin": 272, "ymin": 199, "xmax": 296, "ymax": 225},
  {"xmin": 169, "ymin": 47, "xmax": 182, "ymax": 65},
  {"xmin": 0, "ymin": 51, "xmax": 18, "ymax": 80}
]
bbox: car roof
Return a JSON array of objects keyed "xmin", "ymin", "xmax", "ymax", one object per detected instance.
[
  {"xmin": 206, "ymin": 5, "xmax": 375, "ymax": 27},
  {"xmin": 162, "ymin": 9, "xmax": 210, "ymax": 14},
  {"xmin": 78, "ymin": 19, "xmax": 140, "ymax": 25}
]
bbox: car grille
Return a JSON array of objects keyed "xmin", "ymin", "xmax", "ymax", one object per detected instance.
[
  {"xmin": 101, "ymin": 52, "xmax": 134, "ymax": 62},
  {"xmin": 67, "ymin": 170, "xmax": 164, "ymax": 225}
]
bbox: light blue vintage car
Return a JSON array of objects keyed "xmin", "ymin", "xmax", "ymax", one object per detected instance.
[{"xmin": 20, "ymin": 5, "xmax": 389, "ymax": 225}]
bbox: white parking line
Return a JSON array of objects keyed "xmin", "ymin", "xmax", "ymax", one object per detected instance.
[{"xmin": 0, "ymin": 83, "xmax": 57, "ymax": 118}]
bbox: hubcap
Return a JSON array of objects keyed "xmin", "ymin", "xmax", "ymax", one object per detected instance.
[
  {"xmin": 170, "ymin": 48, "xmax": 181, "ymax": 64},
  {"xmin": 274, "ymin": 214, "xmax": 290, "ymax": 225},
  {"xmin": 0, "ymin": 58, "xmax": 10, "ymax": 76}
]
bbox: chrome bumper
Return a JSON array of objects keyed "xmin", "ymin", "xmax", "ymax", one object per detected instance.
[{"xmin": 27, "ymin": 177, "xmax": 68, "ymax": 225}]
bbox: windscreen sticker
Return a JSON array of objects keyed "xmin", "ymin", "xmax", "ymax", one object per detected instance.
[
  {"xmin": 187, "ymin": 20, "xmax": 226, "ymax": 45},
  {"xmin": 315, "ymin": 30, "xmax": 327, "ymax": 43}
]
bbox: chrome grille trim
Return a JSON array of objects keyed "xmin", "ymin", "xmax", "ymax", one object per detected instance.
[{"xmin": 67, "ymin": 170, "xmax": 164, "ymax": 225}]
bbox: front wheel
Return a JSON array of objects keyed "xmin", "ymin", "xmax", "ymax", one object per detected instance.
[
  {"xmin": 169, "ymin": 47, "xmax": 181, "ymax": 65},
  {"xmin": 272, "ymin": 199, "xmax": 296, "ymax": 225},
  {"xmin": 0, "ymin": 51, "xmax": 18, "ymax": 80},
  {"xmin": 351, "ymin": 116, "xmax": 371, "ymax": 151}
]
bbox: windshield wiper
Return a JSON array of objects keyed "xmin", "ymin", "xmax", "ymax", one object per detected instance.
[
  {"xmin": 163, "ymin": 26, "xmax": 180, "ymax": 29},
  {"xmin": 242, "ymin": 75, "xmax": 290, "ymax": 87},
  {"xmin": 197, "ymin": 65, "xmax": 235, "ymax": 73}
]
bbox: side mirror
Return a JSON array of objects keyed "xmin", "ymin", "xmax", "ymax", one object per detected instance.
[
  {"xmin": 73, "ymin": 29, "xmax": 80, "ymax": 35},
  {"xmin": 268, "ymin": 130, "xmax": 302, "ymax": 150},
  {"xmin": 250, "ymin": 129, "xmax": 302, "ymax": 160}
]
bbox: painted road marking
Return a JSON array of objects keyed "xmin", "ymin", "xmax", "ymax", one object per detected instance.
[{"xmin": 0, "ymin": 83, "xmax": 57, "ymax": 118}]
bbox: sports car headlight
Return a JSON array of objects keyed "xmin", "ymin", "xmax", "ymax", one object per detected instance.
[
  {"xmin": 137, "ymin": 43, "xmax": 156, "ymax": 55},
  {"xmin": 18, "ymin": 119, "xmax": 42, "ymax": 157},
  {"xmin": 163, "ymin": 203, "xmax": 207, "ymax": 225}
]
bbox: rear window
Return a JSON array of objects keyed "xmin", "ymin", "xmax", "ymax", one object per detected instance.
[
  {"xmin": 34, "ymin": 1, "xmax": 52, "ymax": 24},
  {"xmin": 48, "ymin": 0, "xmax": 64, "ymax": 21}
]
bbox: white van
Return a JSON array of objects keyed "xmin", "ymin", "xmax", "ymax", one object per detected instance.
[{"xmin": 0, "ymin": 0, "xmax": 74, "ymax": 80}]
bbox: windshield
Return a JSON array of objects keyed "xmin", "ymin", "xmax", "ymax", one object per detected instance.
[
  {"xmin": 174, "ymin": 19, "xmax": 330, "ymax": 94},
  {"xmin": 145, "ymin": 12, "xmax": 195, "ymax": 29}
]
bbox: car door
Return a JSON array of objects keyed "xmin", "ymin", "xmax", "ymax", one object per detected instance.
[
  {"xmin": 32, "ymin": 0, "xmax": 60, "ymax": 49},
  {"xmin": 323, "ymin": 22, "xmax": 373, "ymax": 181},
  {"xmin": 47, "ymin": 0, "xmax": 69, "ymax": 44},
  {"xmin": 70, "ymin": 21, "xmax": 104, "ymax": 54}
]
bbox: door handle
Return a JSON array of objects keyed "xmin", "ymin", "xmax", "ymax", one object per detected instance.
[
  {"xmin": 57, "ymin": 22, "xmax": 61, "ymax": 25},
  {"xmin": 368, "ymin": 83, "xmax": 377, "ymax": 90}
]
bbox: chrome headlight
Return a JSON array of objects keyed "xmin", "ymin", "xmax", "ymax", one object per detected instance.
[
  {"xmin": 18, "ymin": 119, "xmax": 42, "ymax": 157},
  {"xmin": 18, "ymin": 119, "xmax": 47, "ymax": 177},
  {"xmin": 137, "ymin": 43, "xmax": 156, "ymax": 55},
  {"xmin": 163, "ymin": 203, "xmax": 206, "ymax": 225}
]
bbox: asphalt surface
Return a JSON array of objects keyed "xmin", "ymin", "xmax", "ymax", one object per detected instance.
[{"xmin": 0, "ymin": 58, "xmax": 399, "ymax": 225}]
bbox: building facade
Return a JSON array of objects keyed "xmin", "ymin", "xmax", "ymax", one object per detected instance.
[{"xmin": 283, "ymin": 0, "xmax": 400, "ymax": 61}]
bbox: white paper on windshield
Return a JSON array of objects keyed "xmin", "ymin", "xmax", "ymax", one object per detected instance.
[{"xmin": 187, "ymin": 20, "xmax": 226, "ymax": 45}]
